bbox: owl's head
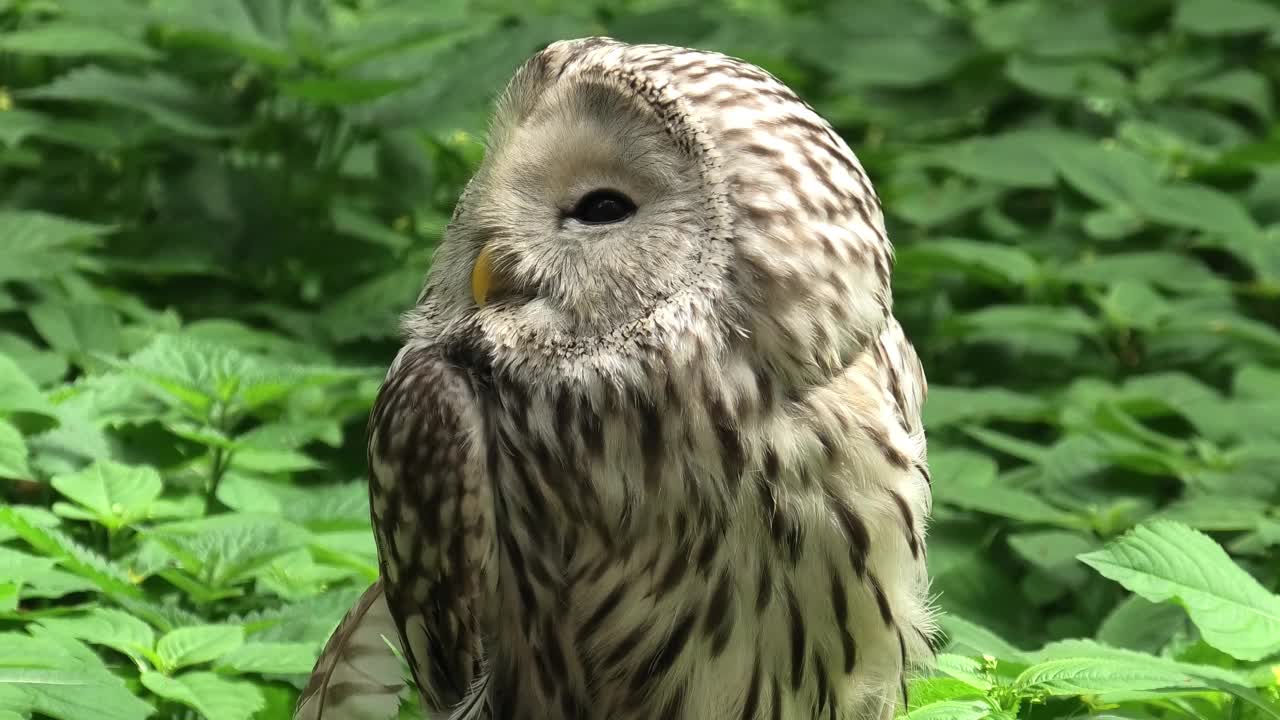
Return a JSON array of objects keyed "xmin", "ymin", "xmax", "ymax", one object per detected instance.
[{"xmin": 406, "ymin": 37, "xmax": 894, "ymax": 395}]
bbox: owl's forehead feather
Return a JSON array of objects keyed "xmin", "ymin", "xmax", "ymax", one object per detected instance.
[
  {"xmin": 490, "ymin": 37, "xmax": 885, "ymax": 221},
  {"xmin": 419, "ymin": 37, "xmax": 899, "ymax": 387},
  {"xmin": 512, "ymin": 37, "xmax": 893, "ymax": 276}
]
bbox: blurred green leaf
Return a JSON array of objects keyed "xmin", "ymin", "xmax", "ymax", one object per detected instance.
[
  {"xmin": 20, "ymin": 67, "xmax": 237, "ymax": 139},
  {"xmin": 0, "ymin": 421, "xmax": 30, "ymax": 479},
  {"xmin": 26, "ymin": 303, "xmax": 123, "ymax": 370},
  {"xmin": 1174, "ymin": 0, "xmax": 1280, "ymax": 35},
  {"xmin": 0, "ymin": 211, "xmax": 112, "ymax": 283},
  {"xmin": 924, "ymin": 386, "xmax": 1046, "ymax": 428},
  {"xmin": 915, "ymin": 132, "xmax": 1058, "ymax": 188},
  {"xmin": 0, "ymin": 24, "xmax": 158, "ymax": 60},
  {"xmin": 899, "ymin": 238, "xmax": 1040, "ymax": 286}
]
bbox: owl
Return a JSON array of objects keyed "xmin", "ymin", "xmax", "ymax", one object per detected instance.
[{"xmin": 296, "ymin": 36, "xmax": 936, "ymax": 720}]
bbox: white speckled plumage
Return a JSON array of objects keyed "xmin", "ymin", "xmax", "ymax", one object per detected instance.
[{"xmin": 298, "ymin": 36, "xmax": 936, "ymax": 720}]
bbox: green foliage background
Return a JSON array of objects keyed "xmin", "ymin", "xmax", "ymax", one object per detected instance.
[{"xmin": 1, "ymin": 0, "xmax": 1279, "ymax": 718}]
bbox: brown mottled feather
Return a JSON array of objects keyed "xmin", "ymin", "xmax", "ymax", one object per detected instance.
[{"xmin": 294, "ymin": 579, "xmax": 408, "ymax": 720}]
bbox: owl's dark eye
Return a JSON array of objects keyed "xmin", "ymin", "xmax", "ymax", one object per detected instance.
[{"xmin": 568, "ymin": 189, "xmax": 636, "ymax": 225}]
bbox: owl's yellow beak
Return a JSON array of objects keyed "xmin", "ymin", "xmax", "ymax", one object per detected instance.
[{"xmin": 472, "ymin": 245, "xmax": 496, "ymax": 306}]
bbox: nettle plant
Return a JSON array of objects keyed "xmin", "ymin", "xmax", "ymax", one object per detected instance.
[{"xmin": 0, "ymin": 0, "xmax": 1279, "ymax": 719}]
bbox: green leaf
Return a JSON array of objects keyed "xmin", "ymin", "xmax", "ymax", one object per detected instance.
[
  {"xmin": 217, "ymin": 475, "xmax": 369, "ymax": 529},
  {"xmin": 898, "ymin": 238, "xmax": 1040, "ymax": 286},
  {"xmin": 37, "ymin": 608, "xmax": 155, "ymax": 665},
  {"xmin": 20, "ymin": 66, "xmax": 237, "ymax": 139},
  {"xmin": 26, "ymin": 302, "xmax": 124, "ymax": 369},
  {"xmin": 0, "ymin": 210, "xmax": 113, "ymax": 282},
  {"xmin": 0, "ymin": 108, "xmax": 46, "ymax": 146},
  {"xmin": 1174, "ymin": 0, "xmax": 1280, "ymax": 35},
  {"xmin": 51, "ymin": 460, "xmax": 163, "ymax": 531},
  {"xmin": 898, "ymin": 699, "xmax": 991, "ymax": 720},
  {"xmin": 228, "ymin": 447, "xmax": 321, "ymax": 474},
  {"xmin": 1047, "ymin": 142, "xmax": 1159, "ymax": 207},
  {"xmin": 931, "ymin": 654, "xmax": 996, "ymax": 691},
  {"xmin": 1155, "ymin": 495, "xmax": 1269, "ymax": 531},
  {"xmin": 842, "ymin": 38, "xmax": 973, "ymax": 88},
  {"xmin": 1079, "ymin": 520, "xmax": 1280, "ymax": 660},
  {"xmin": 905, "ymin": 677, "xmax": 986, "ymax": 709},
  {"xmin": 0, "ymin": 421, "xmax": 30, "ymax": 479},
  {"xmin": 1029, "ymin": 638, "xmax": 1254, "ymax": 687},
  {"xmin": 1058, "ymin": 251, "xmax": 1229, "ymax": 294},
  {"xmin": 916, "ymin": 132, "xmax": 1057, "ymax": 188},
  {"xmin": 887, "ymin": 174, "xmax": 1003, "ymax": 228},
  {"xmin": 936, "ymin": 478, "xmax": 1084, "ymax": 529},
  {"xmin": 0, "ymin": 545, "xmax": 94, "ymax": 601},
  {"xmin": 141, "ymin": 671, "xmax": 264, "ymax": 720},
  {"xmin": 1007, "ymin": 56, "xmax": 1129, "ymax": 102},
  {"xmin": 0, "ymin": 354, "xmax": 56, "ymax": 420},
  {"xmin": 0, "ymin": 23, "xmax": 158, "ymax": 60},
  {"xmin": 0, "ymin": 331, "xmax": 69, "ymax": 385},
  {"xmin": 0, "ymin": 629, "xmax": 154, "ymax": 720},
  {"xmin": 1083, "ymin": 205, "xmax": 1145, "ymax": 239},
  {"xmin": 254, "ymin": 548, "xmax": 362, "ymax": 600},
  {"xmin": 320, "ymin": 264, "xmax": 428, "ymax": 343},
  {"xmin": 1096, "ymin": 595, "xmax": 1190, "ymax": 652},
  {"xmin": 1014, "ymin": 656, "xmax": 1203, "ymax": 695},
  {"xmin": 155, "ymin": 624, "xmax": 244, "ymax": 672},
  {"xmin": 1185, "ymin": 68, "xmax": 1274, "ymax": 119},
  {"xmin": 143, "ymin": 513, "xmax": 308, "ymax": 590},
  {"xmin": 923, "ymin": 386, "xmax": 1046, "ymax": 428},
  {"xmin": 951, "ymin": 305, "xmax": 1099, "ymax": 356},
  {"xmin": 1237, "ymin": 364, "xmax": 1280, "ymax": 397},
  {"xmin": 330, "ymin": 203, "xmax": 413, "ymax": 251},
  {"xmin": 1135, "ymin": 183, "xmax": 1260, "ymax": 237},
  {"xmin": 152, "ymin": 0, "xmax": 296, "ymax": 68},
  {"xmin": 1008, "ymin": 530, "xmax": 1096, "ymax": 575},
  {"xmin": 0, "ymin": 505, "xmax": 143, "ymax": 600},
  {"xmin": 120, "ymin": 334, "xmax": 360, "ymax": 420},
  {"xmin": 215, "ymin": 641, "xmax": 319, "ymax": 676},
  {"xmin": 1098, "ymin": 279, "xmax": 1174, "ymax": 330},
  {"xmin": 280, "ymin": 75, "xmax": 421, "ymax": 105},
  {"xmin": 938, "ymin": 615, "xmax": 1030, "ymax": 662}
]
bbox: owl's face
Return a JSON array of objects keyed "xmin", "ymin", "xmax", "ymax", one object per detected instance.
[
  {"xmin": 451, "ymin": 77, "xmax": 719, "ymax": 339},
  {"xmin": 406, "ymin": 37, "xmax": 892, "ymax": 393}
]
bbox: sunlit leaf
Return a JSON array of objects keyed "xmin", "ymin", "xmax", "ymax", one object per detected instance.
[
  {"xmin": 37, "ymin": 608, "xmax": 156, "ymax": 665},
  {"xmin": 1079, "ymin": 521, "xmax": 1280, "ymax": 660},
  {"xmin": 141, "ymin": 670, "xmax": 264, "ymax": 720},
  {"xmin": 50, "ymin": 461, "xmax": 163, "ymax": 532},
  {"xmin": 156, "ymin": 624, "xmax": 244, "ymax": 672},
  {"xmin": 0, "ymin": 506, "xmax": 143, "ymax": 601}
]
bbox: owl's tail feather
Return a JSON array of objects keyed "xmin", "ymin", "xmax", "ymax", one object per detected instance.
[
  {"xmin": 294, "ymin": 579, "xmax": 409, "ymax": 720},
  {"xmin": 442, "ymin": 672, "xmax": 491, "ymax": 720}
]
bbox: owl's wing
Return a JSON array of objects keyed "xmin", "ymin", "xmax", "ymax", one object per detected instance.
[
  {"xmin": 365, "ymin": 344, "xmax": 495, "ymax": 716},
  {"xmin": 294, "ymin": 578, "xmax": 408, "ymax": 720}
]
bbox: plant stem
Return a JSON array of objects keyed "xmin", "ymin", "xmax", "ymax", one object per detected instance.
[
  {"xmin": 204, "ymin": 400, "xmax": 233, "ymax": 513},
  {"xmin": 204, "ymin": 447, "xmax": 229, "ymax": 514}
]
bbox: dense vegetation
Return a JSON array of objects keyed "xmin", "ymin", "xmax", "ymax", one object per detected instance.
[{"xmin": 1, "ymin": 0, "xmax": 1278, "ymax": 718}]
